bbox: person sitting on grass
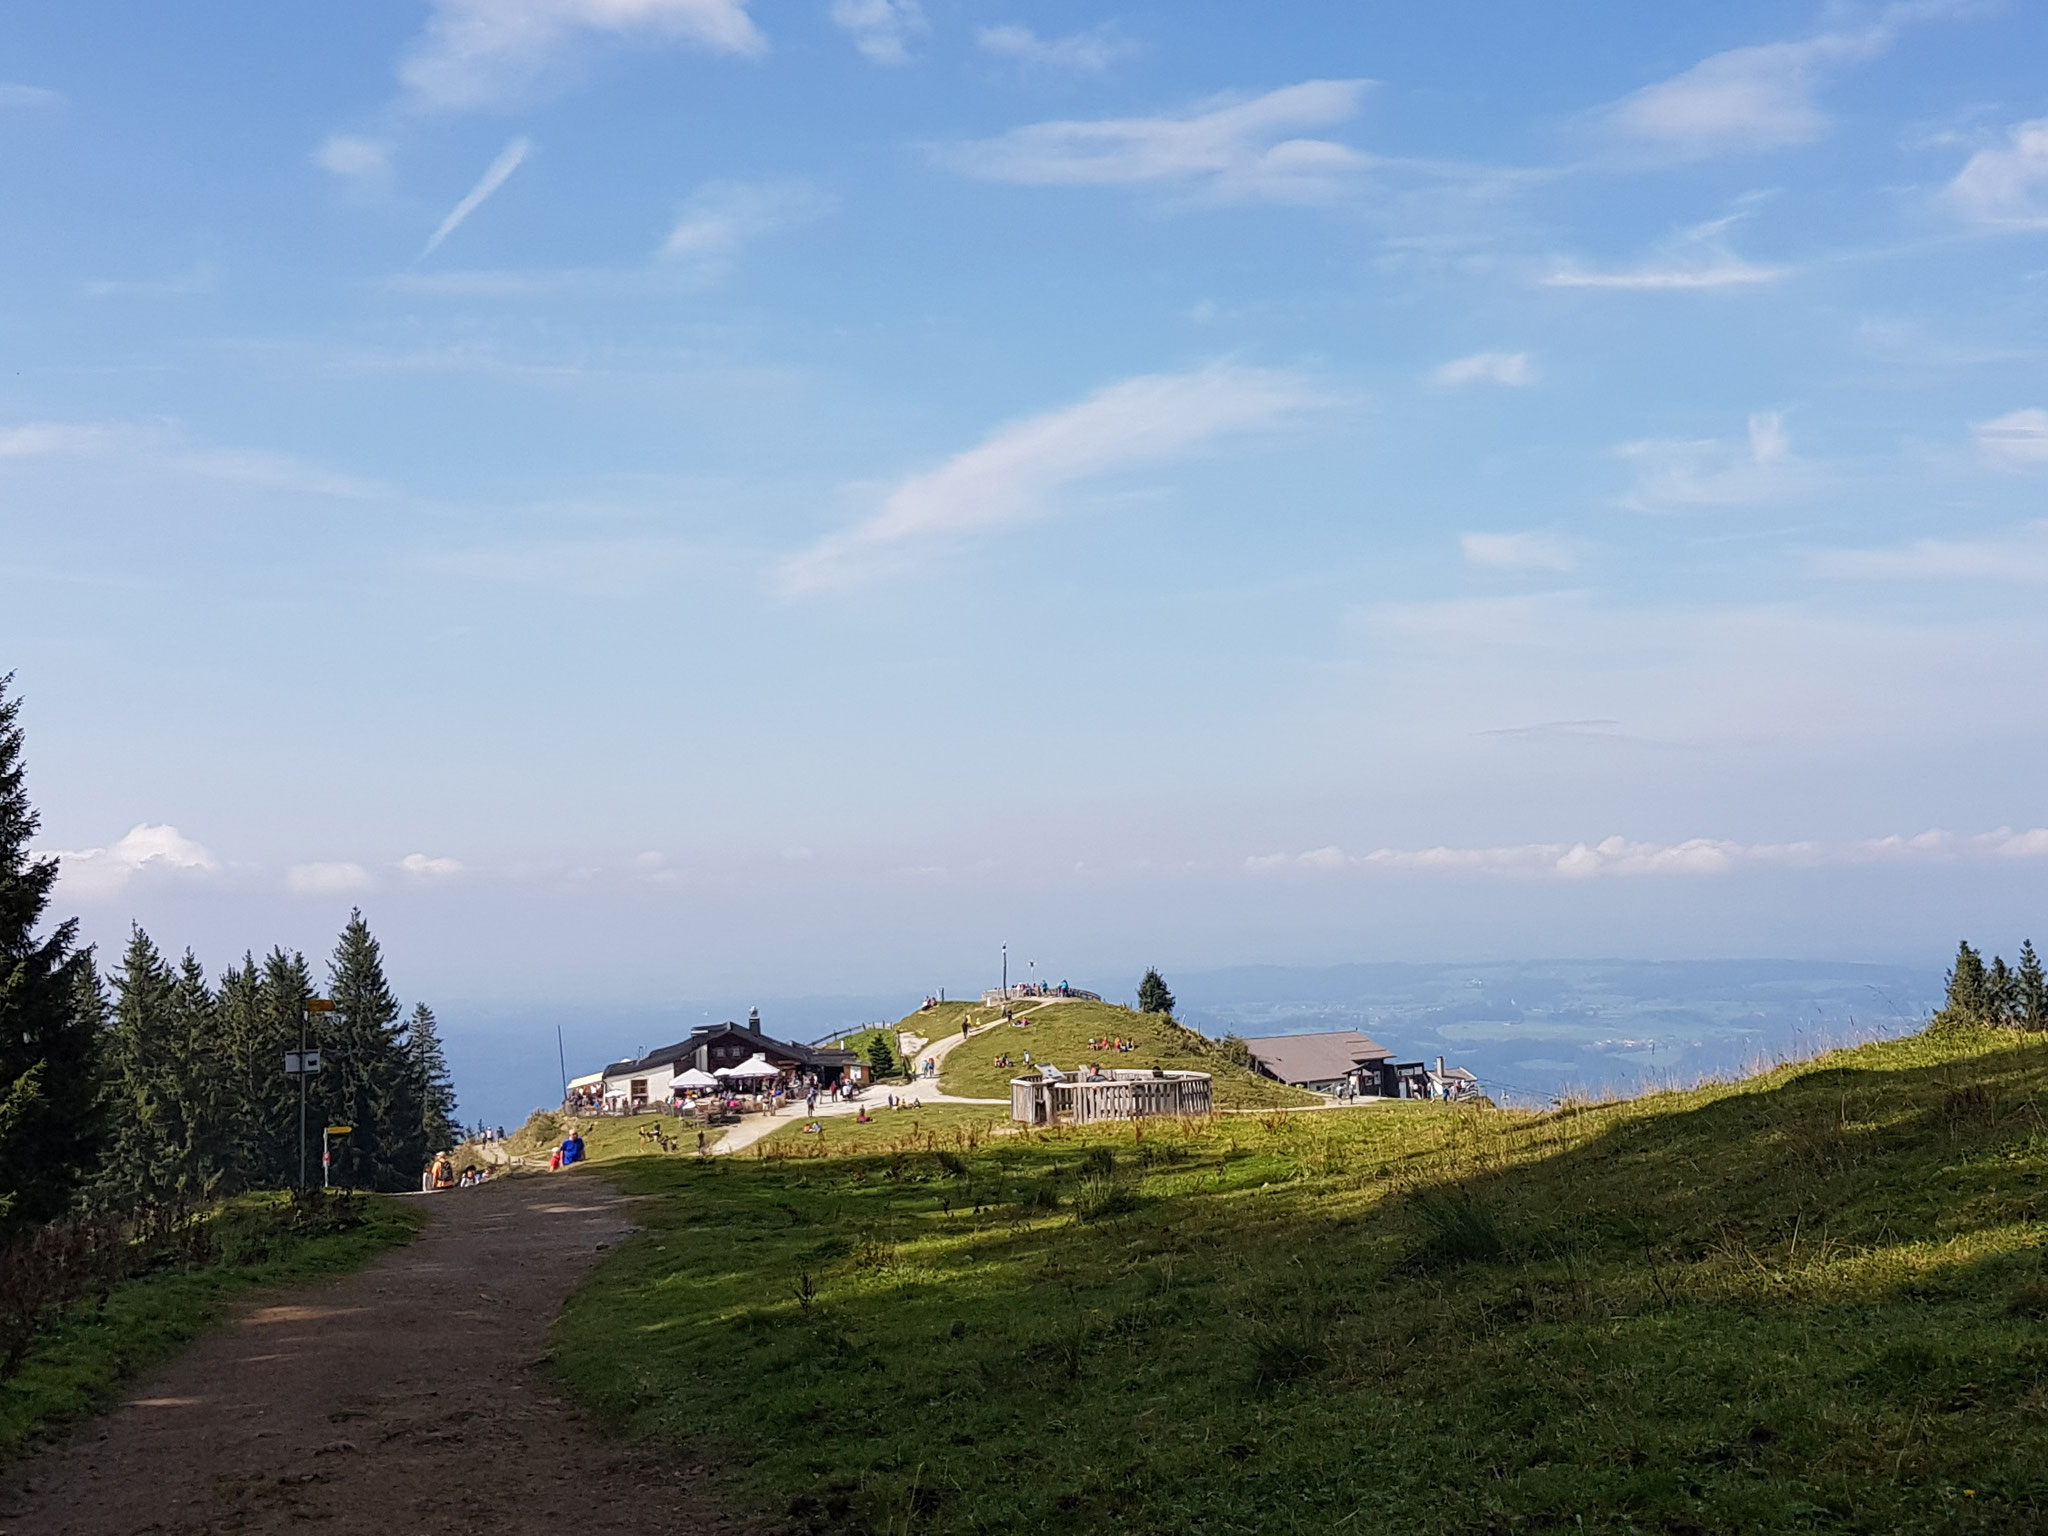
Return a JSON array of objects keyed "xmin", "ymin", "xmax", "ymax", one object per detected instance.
[
  {"xmin": 559, "ymin": 1128, "xmax": 586, "ymax": 1167},
  {"xmin": 856, "ymin": 1106, "xmax": 872, "ymax": 1123}
]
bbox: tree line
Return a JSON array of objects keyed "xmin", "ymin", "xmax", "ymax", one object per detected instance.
[
  {"xmin": 1938, "ymin": 938, "xmax": 2048, "ymax": 1029},
  {"xmin": 0, "ymin": 675, "xmax": 457, "ymax": 1243}
]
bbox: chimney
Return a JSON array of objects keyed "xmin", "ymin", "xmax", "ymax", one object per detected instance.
[{"xmin": 1436, "ymin": 1056, "xmax": 1445, "ymax": 1075}]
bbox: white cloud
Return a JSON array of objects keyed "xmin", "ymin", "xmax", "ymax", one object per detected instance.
[
  {"xmin": 933, "ymin": 79, "xmax": 1374, "ymax": 203},
  {"xmin": 1546, "ymin": 214, "xmax": 1785, "ymax": 291},
  {"xmin": 1975, "ymin": 408, "xmax": 2048, "ymax": 466},
  {"xmin": 46, "ymin": 824, "xmax": 217, "ymax": 901},
  {"xmin": 0, "ymin": 422, "xmax": 120, "ymax": 460},
  {"xmin": 0, "ymin": 83, "xmax": 64, "ymax": 111},
  {"xmin": 831, "ymin": 0, "xmax": 926, "ymax": 65},
  {"xmin": 1432, "ymin": 351, "xmax": 1532, "ymax": 388},
  {"xmin": 782, "ymin": 364, "xmax": 1315, "ymax": 592},
  {"xmin": 314, "ymin": 133, "xmax": 393, "ymax": 184},
  {"xmin": 1945, "ymin": 115, "xmax": 2048, "ymax": 227},
  {"xmin": 422, "ymin": 137, "xmax": 531, "ymax": 258},
  {"xmin": 1246, "ymin": 825, "xmax": 2047, "ymax": 881},
  {"xmin": 1461, "ymin": 531, "xmax": 1575, "ymax": 572},
  {"xmin": 1616, "ymin": 411, "xmax": 1800, "ymax": 510},
  {"xmin": 1818, "ymin": 521, "xmax": 2048, "ymax": 584},
  {"xmin": 400, "ymin": 853, "xmax": 464, "ymax": 877},
  {"xmin": 0, "ymin": 419, "xmax": 379, "ymax": 499},
  {"xmin": 398, "ymin": 0, "xmax": 765, "ymax": 113},
  {"xmin": 977, "ymin": 23, "xmax": 1135, "ymax": 73},
  {"xmin": 1602, "ymin": 6, "xmax": 1954, "ymax": 159},
  {"xmin": 659, "ymin": 179, "xmax": 831, "ymax": 274},
  {"xmin": 287, "ymin": 862, "xmax": 375, "ymax": 896}
]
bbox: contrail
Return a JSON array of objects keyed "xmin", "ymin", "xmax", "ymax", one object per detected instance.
[{"xmin": 421, "ymin": 136, "xmax": 531, "ymax": 258}]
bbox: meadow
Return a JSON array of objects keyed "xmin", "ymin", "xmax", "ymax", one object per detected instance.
[{"xmin": 549, "ymin": 1023, "xmax": 2048, "ymax": 1533}]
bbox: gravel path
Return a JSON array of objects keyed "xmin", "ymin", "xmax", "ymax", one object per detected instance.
[{"xmin": 0, "ymin": 1175, "xmax": 745, "ymax": 1536}]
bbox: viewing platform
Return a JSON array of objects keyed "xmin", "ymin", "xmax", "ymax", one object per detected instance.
[{"xmin": 1011, "ymin": 1067, "xmax": 1212, "ymax": 1125}]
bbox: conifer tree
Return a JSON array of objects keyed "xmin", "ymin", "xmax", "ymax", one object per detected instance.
[
  {"xmin": 2019, "ymin": 941, "xmax": 2047, "ymax": 1030},
  {"xmin": 865, "ymin": 1032, "xmax": 897, "ymax": 1081},
  {"xmin": 1988, "ymin": 955, "xmax": 2018, "ymax": 1026},
  {"xmin": 104, "ymin": 930, "xmax": 234, "ymax": 1204},
  {"xmin": 0, "ymin": 676, "xmax": 105, "ymax": 1237},
  {"xmin": 1941, "ymin": 940, "xmax": 1989, "ymax": 1024},
  {"xmin": 324, "ymin": 911, "xmax": 421, "ymax": 1190},
  {"xmin": 407, "ymin": 1002, "xmax": 458, "ymax": 1153},
  {"xmin": 1137, "ymin": 968, "xmax": 1176, "ymax": 1017}
]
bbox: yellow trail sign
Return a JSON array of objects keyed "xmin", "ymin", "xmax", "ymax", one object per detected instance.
[
  {"xmin": 305, "ymin": 1000, "xmax": 336, "ymax": 1013},
  {"xmin": 325, "ymin": 1125, "xmax": 353, "ymax": 1135}
]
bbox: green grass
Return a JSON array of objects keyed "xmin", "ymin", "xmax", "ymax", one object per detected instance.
[
  {"xmin": 0, "ymin": 1191, "xmax": 421, "ymax": 1458},
  {"xmin": 751, "ymin": 1103, "xmax": 1012, "ymax": 1156},
  {"xmin": 550, "ymin": 1024, "xmax": 2048, "ymax": 1533},
  {"xmin": 933, "ymin": 997, "xmax": 1322, "ymax": 1109}
]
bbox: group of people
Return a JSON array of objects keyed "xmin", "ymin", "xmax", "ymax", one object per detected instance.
[
  {"xmin": 1087, "ymin": 1036, "xmax": 1138, "ymax": 1053},
  {"xmin": 424, "ymin": 1151, "xmax": 498, "ymax": 1190}
]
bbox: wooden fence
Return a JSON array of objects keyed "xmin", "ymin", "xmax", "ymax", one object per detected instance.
[{"xmin": 1011, "ymin": 1069, "xmax": 1213, "ymax": 1125}]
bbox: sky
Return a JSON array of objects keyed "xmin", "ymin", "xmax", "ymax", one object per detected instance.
[{"xmin": 7, "ymin": 0, "xmax": 2048, "ymax": 1039}]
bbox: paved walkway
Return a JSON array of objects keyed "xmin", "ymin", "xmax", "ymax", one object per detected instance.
[
  {"xmin": 713, "ymin": 1010, "xmax": 1019, "ymax": 1156},
  {"xmin": 0, "ymin": 1177, "xmax": 741, "ymax": 1536}
]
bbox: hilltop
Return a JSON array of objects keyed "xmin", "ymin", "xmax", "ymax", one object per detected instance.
[
  {"xmin": 549, "ymin": 1022, "xmax": 2048, "ymax": 1533},
  {"xmin": 904, "ymin": 996, "xmax": 1321, "ymax": 1109}
]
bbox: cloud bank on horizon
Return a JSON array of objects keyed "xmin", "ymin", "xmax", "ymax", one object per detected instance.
[{"xmin": 6, "ymin": 0, "xmax": 2048, "ymax": 997}]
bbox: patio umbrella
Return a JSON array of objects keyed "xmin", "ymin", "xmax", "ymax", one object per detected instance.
[
  {"xmin": 673, "ymin": 1067, "xmax": 718, "ymax": 1089},
  {"xmin": 725, "ymin": 1054, "xmax": 781, "ymax": 1079}
]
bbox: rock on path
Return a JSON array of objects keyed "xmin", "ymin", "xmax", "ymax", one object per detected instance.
[{"xmin": 0, "ymin": 1176, "xmax": 738, "ymax": 1536}]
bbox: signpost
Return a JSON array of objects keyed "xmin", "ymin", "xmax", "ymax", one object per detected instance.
[
  {"xmin": 323, "ymin": 1124, "xmax": 352, "ymax": 1188},
  {"xmin": 286, "ymin": 1000, "xmax": 336, "ymax": 1189}
]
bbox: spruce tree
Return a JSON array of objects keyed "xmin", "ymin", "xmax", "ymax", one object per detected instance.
[
  {"xmin": 865, "ymin": 1032, "xmax": 897, "ymax": 1081},
  {"xmin": 2020, "ymin": 941, "xmax": 2047, "ymax": 1030},
  {"xmin": 255, "ymin": 948, "xmax": 315, "ymax": 1186},
  {"xmin": 104, "ymin": 929, "xmax": 233, "ymax": 1205},
  {"xmin": 1941, "ymin": 940, "xmax": 1989, "ymax": 1024},
  {"xmin": 407, "ymin": 1002, "xmax": 458, "ymax": 1153},
  {"xmin": 324, "ymin": 910, "xmax": 421, "ymax": 1191},
  {"xmin": 1988, "ymin": 955, "xmax": 2018, "ymax": 1026},
  {"xmin": 1137, "ymin": 968, "xmax": 1176, "ymax": 1017},
  {"xmin": 0, "ymin": 675, "xmax": 105, "ymax": 1237}
]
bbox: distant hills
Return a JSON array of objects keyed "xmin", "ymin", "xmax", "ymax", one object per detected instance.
[{"xmin": 1174, "ymin": 959, "xmax": 1942, "ymax": 1105}]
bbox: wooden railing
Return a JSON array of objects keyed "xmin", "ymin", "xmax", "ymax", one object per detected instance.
[{"xmin": 1011, "ymin": 1070, "xmax": 1212, "ymax": 1124}]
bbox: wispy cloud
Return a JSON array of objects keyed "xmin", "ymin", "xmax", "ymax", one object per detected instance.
[
  {"xmin": 660, "ymin": 179, "xmax": 832, "ymax": 276},
  {"xmin": 1975, "ymin": 407, "xmax": 2048, "ymax": 466},
  {"xmin": 422, "ymin": 137, "xmax": 531, "ymax": 258},
  {"xmin": 1546, "ymin": 214, "xmax": 1785, "ymax": 291},
  {"xmin": 932, "ymin": 80, "xmax": 1374, "ymax": 203},
  {"xmin": 0, "ymin": 418, "xmax": 380, "ymax": 498},
  {"xmin": 0, "ymin": 82, "xmax": 64, "ymax": 111},
  {"xmin": 831, "ymin": 0, "xmax": 926, "ymax": 65},
  {"xmin": 81, "ymin": 265, "xmax": 217, "ymax": 299},
  {"xmin": 1615, "ymin": 411, "xmax": 1800, "ymax": 511},
  {"xmin": 45, "ymin": 824, "xmax": 217, "ymax": 900},
  {"xmin": 314, "ymin": 133, "xmax": 393, "ymax": 186},
  {"xmin": 1818, "ymin": 521, "xmax": 2048, "ymax": 583},
  {"xmin": 1601, "ymin": 3, "xmax": 1961, "ymax": 159},
  {"xmin": 1947, "ymin": 116, "xmax": 2048, "ymax": 227},
  {"xmin": 1246, "ymin": 825, "xmax": 2047, "ymax": 881},
  {"xmin": 978, "ymin": 23, "xmax": 1136, "ymax": 74},
  {"xmin": 1461, "ymin": 531, "xmax": 1576, "ymax": 572},
  {"xmin": 287, "ymin": 861, "xmax": 375, "ymax": 896},
  {"xmin": 398, "ymin": 0, "xmax": 765, "ymax": 114},
  {"xmin": 782, "ymin": 363, "xmax": 1317, "ymax": 593},
  {"xmin": 401, "ymin": 853, "xmax": 464, "ymax": 877},
  {"xmin": 1432, "ymin": 351, "xmax": 1531, "ymax": 387}
]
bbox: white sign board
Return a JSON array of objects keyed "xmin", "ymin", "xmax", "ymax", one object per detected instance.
[{"xmin": 283, "ymin": 1050, "xmax": 323, "ymax": 1075}]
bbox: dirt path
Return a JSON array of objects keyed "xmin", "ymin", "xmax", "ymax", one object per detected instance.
[{"xmin": 0, "ymin": 1175, "xmax": 743, "ymax": 1536}]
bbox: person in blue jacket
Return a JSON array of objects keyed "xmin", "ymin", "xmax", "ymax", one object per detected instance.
[{"xmin": 559, "ymin": 1129, "xmax": 585, "ymax": 1167}]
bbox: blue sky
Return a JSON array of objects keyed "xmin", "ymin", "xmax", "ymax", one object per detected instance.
[{"xmin": 8, "ymin": 0, "xmax": 2048, "ymax": 1013}]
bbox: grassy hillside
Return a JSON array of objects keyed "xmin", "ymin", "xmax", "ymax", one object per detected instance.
[
  {"xmin": 752, "ymin": 1102, "xmax": 1010, "ymax": 1156},
  {"xmin": 934, "ymin": 998, "xmax": 1322, "ymax": 1109},
  {"xmin": 550, "ymin": 1024, "xmax": 2048, "ymax": 1533}
]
